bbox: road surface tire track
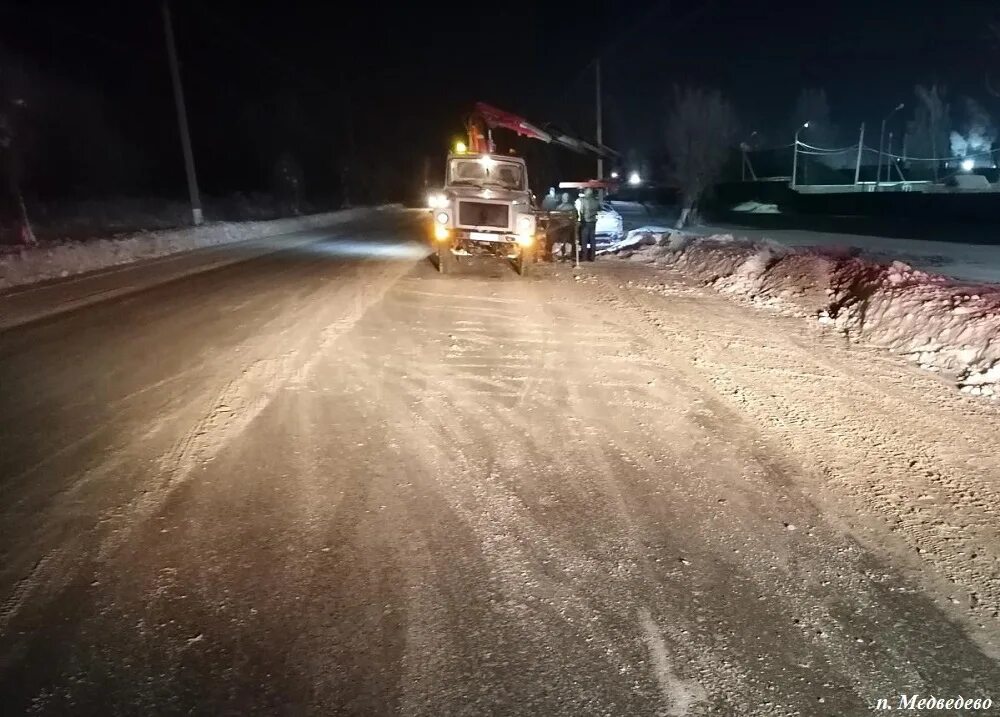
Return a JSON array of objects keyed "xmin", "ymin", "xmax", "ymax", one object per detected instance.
[{"xmin": 591, "ymin": 263, "xmax": 1000, "ymax": 657}]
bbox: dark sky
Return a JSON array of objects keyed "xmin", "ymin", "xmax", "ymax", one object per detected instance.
[{"xmin": 0, "ymin": 0, "xmax": 996, "ymax": 198}]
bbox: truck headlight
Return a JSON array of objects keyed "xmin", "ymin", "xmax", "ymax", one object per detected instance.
[
  {"xmin": 516, "ymin": 214, "xmax": 535, "ymax": 235},
  {"xmin": 435, "ymin": 211, "xmax": 449, "ymax": 225},
  {"xmin": 427, "ymin": 193, "xmax": 447, "ymax": 208}
]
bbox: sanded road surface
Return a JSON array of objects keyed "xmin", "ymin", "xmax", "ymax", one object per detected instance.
[{"xmin": 1, "ymin": 212, "xmax": 999, "ymax": 715}]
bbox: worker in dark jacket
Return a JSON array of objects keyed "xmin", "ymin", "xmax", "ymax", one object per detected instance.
[
  {"xmin": 577, "ymin": 188, "xmax": 600, "ymax": 262},
  {"xmin": 553, "ymin": 192, "xmax": 577, "ymax": 261}
]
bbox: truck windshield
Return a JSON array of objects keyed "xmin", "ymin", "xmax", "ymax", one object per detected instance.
[{"xmin": 449, "ymin": 158, "xmax": 525, "ymax": 190}]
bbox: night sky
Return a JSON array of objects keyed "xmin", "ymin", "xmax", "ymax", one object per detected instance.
[{"xmin": 0, "ymin": 0, "xmax": 995, "ymax": 200}]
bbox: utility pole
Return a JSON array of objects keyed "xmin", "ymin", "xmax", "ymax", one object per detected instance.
[
  {"xmin": 340, "ymin": 65, "xmax": 354, "ymax": 208},
  {"xmin": 595, "ymin": 58, "xmax": 603, "ymax": 181},
  {"xmin": 886, "ymin": 131, "xmax": 893, "ymax": 184},
  {"xmin": 877, "ymin": 103, "xmax": 904, "ymax": 194},
  {"xmin": 792, "ymin": 122, "xmax": 808, "ymax": 189},
  {"xmin": 853, "ymin": 123, "xmax": 865, "ymax": 186},
  {"xmin": 162, "ymin": 0, "xmax": 203, "ymax": 225}
]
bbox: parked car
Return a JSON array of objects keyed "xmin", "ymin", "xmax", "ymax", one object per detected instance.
[{"xmin": 595, "ymin": 202, "xmax": 624, "ymax": 243}]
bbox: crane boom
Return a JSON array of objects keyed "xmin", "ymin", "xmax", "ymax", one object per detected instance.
[{"xmin": 467, "ymin": 102, "xmax": 618, "ymax": 159}]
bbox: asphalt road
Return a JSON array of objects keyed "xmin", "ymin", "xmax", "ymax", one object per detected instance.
[{"xmin": 1, "ymin": 212, "xmax": 998, "ymax": 715}]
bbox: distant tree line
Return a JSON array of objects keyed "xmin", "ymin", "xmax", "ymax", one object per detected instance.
[
  {"xmin": 662, "ymin": 79, "xmax": 1000, "ymax": 227},
  {"xmin": 0, "ymin": 49, "xmax": 414, "ymax": 244}
]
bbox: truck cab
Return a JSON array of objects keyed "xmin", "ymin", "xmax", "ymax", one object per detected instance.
[{"xmin": 429, "ymin": 152, "xmax": 537, "ymax": 274}]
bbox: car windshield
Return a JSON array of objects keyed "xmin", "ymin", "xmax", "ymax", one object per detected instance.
[{"xmin": 449, "ymin": 158, "xmax": 525, "ymax": 190}]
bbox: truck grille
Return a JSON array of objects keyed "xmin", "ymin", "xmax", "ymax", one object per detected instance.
[{"xmin": 458, "ymin": 201, "xmax": 509, "ymax": 229}]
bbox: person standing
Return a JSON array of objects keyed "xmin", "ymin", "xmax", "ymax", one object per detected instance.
[
  {"xmin": 577, "ymin": 188, "xmax": 600, "ymax": 262},
  {"xmin": 554, "ymin": 192, "xmax": 577, "ymax": 261},
  {"xmin": 541, "ymin": 187, "xmax": 559, "ymax": 211}
]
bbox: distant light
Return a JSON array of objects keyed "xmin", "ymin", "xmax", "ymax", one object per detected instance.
[
  {"xmin": 961, "ymin": 158, "xmax": 975, "ymax": 172},
  {"xmin": 628, "ymin": 171, "xmax": 641, "ymax": 186},
  {"xmin": 803, "ymin": 121, "xmax": 810, "ymax": 128},
  {"xmin": 454, "ymin": 141, "xmax": 467, "ymax": 154},
  {"xmin": 610, "ymin": 171, "xmax": 619, "ymax": 179}
]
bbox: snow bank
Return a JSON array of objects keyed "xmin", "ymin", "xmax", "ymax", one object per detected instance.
[
  {"xmin": 731, "ymin": 201, "xmax": 780, "ymax": 214},
  {"xmin": 598, "ymin": 226, "xmax": 675, "ymax": 255},
  {"xmin": 617, "ymin": 235, "xmax": 1000, "ymax": 397},
  {"xmin": 0, "ymin": 207, "xmax": 396, "ymax": 292}
]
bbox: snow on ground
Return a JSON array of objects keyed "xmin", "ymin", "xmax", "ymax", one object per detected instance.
[
  {"xmin": 613, "ymin": 233, "xmax": 1000, "ymax": 398},
  {"xmin": 0, "ymin": 207, "xmax": 395, "ymax": 292},
  {"xmin": 703, "ymin": 225, "xmax": 1000, "ymax": 285},
  {"xmin": 597, "ymin": 226, "xmax": 674, "ymax": 255},
  {"xmin": 730, "ymin": 201, "xmax": 781, "ymax": 214}
]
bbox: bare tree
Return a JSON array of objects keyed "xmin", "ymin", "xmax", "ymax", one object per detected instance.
[
  {"xmin": 0, "ymin": 64, "xmax": 35, "ymax": 245},
  {"xmin": 665, "ymin": 86, "xmax": 738, "ymax": 228},
  {"xmin": 273, "ymin": 151, "xmax": 305, "ymax": 216},
  {"xmin": 904, "ymin": 84, "xmax": 950, "ymax": 181},
  {"xmin": 950, "ymin": 97, "xmax": 996, "ymax": 159},
  {"xmin": 988, "ymin": 23, "xmax": 1000, "ymax": 98}
]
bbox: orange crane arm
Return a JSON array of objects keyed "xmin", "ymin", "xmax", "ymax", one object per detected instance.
[{"xmin": 467, "ymin": 102, "xmax": 617, "ymax": 159}]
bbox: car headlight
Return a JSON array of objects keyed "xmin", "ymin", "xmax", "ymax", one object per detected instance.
[
  {"xmin": 435, "ymin": 211, "xmax": 449, "ymax": 225},
  {"xmin": 516, "ymin": 214, "xmax": 535, "ymax": 235}
]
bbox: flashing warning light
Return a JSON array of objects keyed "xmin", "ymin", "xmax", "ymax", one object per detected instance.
[{"xmin": 454, "ymin": 141, "xmax": 467, "ymax": 154}]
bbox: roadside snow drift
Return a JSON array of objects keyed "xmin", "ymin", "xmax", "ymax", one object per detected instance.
[
  {"xmin": 0, "ymin": 207, "xmax": 396, "ymax": 292},
  {"xmin": 617, "ymin": 234, "xmax": 1000, "ymax": 397},
  {"xmin": 598, "ymin": 226, "xmax": 674, "ymax": 255}
]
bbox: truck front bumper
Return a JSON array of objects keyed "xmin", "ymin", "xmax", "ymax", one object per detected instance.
[{"xmin": 447, "ymin": 229, "xmax": 529, "ymax": 257}]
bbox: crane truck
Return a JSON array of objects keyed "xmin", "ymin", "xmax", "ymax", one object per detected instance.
[{"xmin": 428, "ymin": 103, "xmax": 616, "ymax": 275}]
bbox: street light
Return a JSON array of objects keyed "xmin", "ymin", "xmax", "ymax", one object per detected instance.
[
  {"xmin": 742, "ymin": 131, "xmax": 760, "ymax": 181},
  {"xmin": 610, "ymin": 170, "xmax": 619, "ymax": 179},
  {"xmin": 791, "ymin": 122, "xmax": 809, "ymax": 189},
  {"xmin": 877, "ymin": 103, "xmax": 905, "ymax": 190},
  {"xmin": 961, "ymin": 158, "xmax": 975, "ymax": 172},
  {"xmin": 628, "ymin": 171, "xmax": 641, "ymax": 186}
]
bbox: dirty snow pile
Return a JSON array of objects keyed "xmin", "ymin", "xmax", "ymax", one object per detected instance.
[
  {"xmin": 617, "ymin": 234, "xmax": 1000, "ymax": 397},
  {"xmin": 0, "ymin": 206, "xmax": 392, "ymax": 292}
]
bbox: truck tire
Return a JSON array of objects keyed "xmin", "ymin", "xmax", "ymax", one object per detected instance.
[{"xmin": 437, "ymin": 243, "xmax": 455, "ymax": 274}]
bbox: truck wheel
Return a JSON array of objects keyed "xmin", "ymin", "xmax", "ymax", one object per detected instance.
[
  {"xmin": 437, "ymin": 243, "xmax": 455, "ymax": 274},
  {"xmin": 515, "ymin": 245, "xmax": 533, "ymax": 276}
]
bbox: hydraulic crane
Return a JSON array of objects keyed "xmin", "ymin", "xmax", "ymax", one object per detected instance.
[{"xmin": 465, "ymin": 102, "xmax": 617, "ymax": 160}]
